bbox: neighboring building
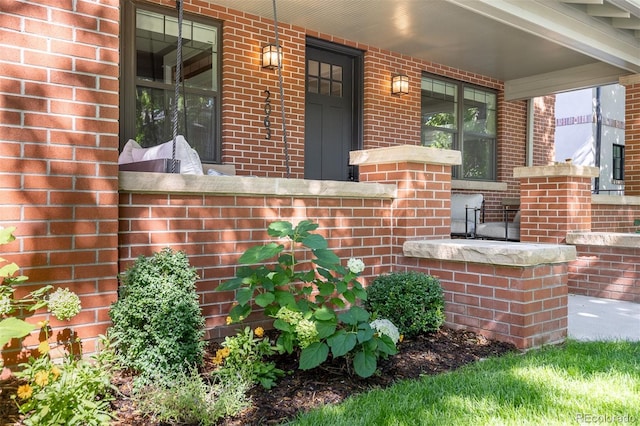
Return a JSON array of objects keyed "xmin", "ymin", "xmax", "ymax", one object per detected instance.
[{"xmin": 555, "ymin": 84, "xmax": 626, "ymax": 194}]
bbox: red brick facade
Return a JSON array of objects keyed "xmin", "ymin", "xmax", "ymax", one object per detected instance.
[{"xmin": 2, "ymin": 0, "xmax": 639, "ymax": 369}]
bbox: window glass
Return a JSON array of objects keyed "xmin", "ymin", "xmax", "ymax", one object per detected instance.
[
  {"xmin": 421, "ymin": 74, "xmax": 496, "ymax": 181},
  {"xmin": 613, "ymin": 144, "xmax": 624, "ymax": 181},
  {"xmin": 123, "ymin": 7, "xmax": 220, "ymax": 163}
]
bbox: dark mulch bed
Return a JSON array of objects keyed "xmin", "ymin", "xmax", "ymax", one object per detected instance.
[{"xmin": 1, "ymin": 328, "xmax": 517, "ymax": 425}]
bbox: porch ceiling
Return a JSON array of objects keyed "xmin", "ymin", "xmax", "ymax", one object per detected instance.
[{"xmin": 208, "ymin": 0, "xmax": 640, "ymax": 100}]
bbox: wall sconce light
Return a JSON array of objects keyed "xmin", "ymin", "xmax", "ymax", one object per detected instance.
[
  {"xmin": 391, "ymin": 74, "xmax": 409, "ymax": 95},
  {"xmin": 262, "ymin": 44, "xmax": 282, "ymax": 69}
]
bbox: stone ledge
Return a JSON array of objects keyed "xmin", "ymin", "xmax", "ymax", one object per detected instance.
[
  {"xmin": 513, "ymin": 163, "xmax": 599, "ymax": 179},
  {"xmin": 350, "ymin": 145, "xmax": 461, "ymax": 167},
  {"xmin": 403, "ymin": 239, "xmax": 576, "ymax": 267},
  {"xmin": 119, "ymin": 171, "xmax": 397, "ymax": 199},
  {"xmin": 566, "ymin": 232, "xmax": 640, "ymax": 248}
]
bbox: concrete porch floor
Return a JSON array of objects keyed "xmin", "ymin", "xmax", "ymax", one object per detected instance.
[{"xmin": 568, "ymin": 294, "xmax": 640, "ymax": 341}]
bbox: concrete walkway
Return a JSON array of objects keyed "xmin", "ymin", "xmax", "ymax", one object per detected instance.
[{"xmin": 568, "ymin": 294, "xmax": 640, "ymax": 341}]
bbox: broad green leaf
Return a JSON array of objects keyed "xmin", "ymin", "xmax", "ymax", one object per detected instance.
[
  {"xmin": 278, "ymin": 253, "xmax": 295, "ymax": 266},
  {"xmin": 299, "ymin": 342, "xmax": 329, "ymax": 370},
  {"xmin": 327, "ymin": 330, "xmax": 357, "ymax": 357},
  {"xmin": 270, "ymin": 271, "xmax": 290, "ymax": 287},
  {"xmin": 317, "ymin": 282, "xmax": 335, "ymax": 297},
  {"xmin": 317, "ymin": 268, "xmax": 334, "ymax": 280},
  {"xmin": 329, "ymin": 297, "xmax": 345, "ymax": 308},
  {"xmin": 377, "ymin": 334, "xmax": 398, "ymax": 355},
  {"xmin": 312, "ymin": 248, "xmax": 340, "ymax": 266},
  {"xmin": 236, "ymin": 287, "xmax": 253, "ymax": 306},
  {"xmin": 295, "ymin": 220, "xmax": 319, "ymax": 235},
  {"xmin": 302, "ymin": 234, "xmax": 327, "ymax": 250},
  {"xmin": 315, "ymin": 320, "xmax": 337, "ymax": 339},
  {"xmin": 343, "ymin": 289, "xmax": 356, "ymax": 304},
  {"xmin": 239, "ymin": 243, "xmax": 283, "ymax": 264},
  {"xmin": 217, "ymin": 277, "xmax": 243, "ymax": 292},
  {"xmin": 353, "ymin": 286, "xmax": 368, "ymax": 301},
  {"xmin": 353, "ymin": 348, "xmax": 377, "ymax": 378},
  {"xmin": 255, "ymin": 292, "xmax": 275, "ymax": 307},
  {"xmin": 274, "ymin": 290, "xmax": 296, "ymax": 308},
  {"xmin": 0, "ymin": 318, "xmax": 35, "ymax": 348},
  {"xmin": 0, "ymin": 227, "xmax": 16, "ymax": 245},
  {"xmin": 357, "ymin": 326, "xmax": 375, "ymax": 343},
  {"xmin": 273, "ymin": 318, "xmax": 292, "ymax": 332},
  {"xmin": 268, "ymin": 221, "xmax": 293, "ymax": 238},
  {"xmin": 302, "ymin": 270, "xmax": 316, "ymax": 282},
  {"xmin": 314, "ymin": 305, "xmax": 335, "ymax": 321},
  {"xmin": 229, "ymin": 304, "xmax": 251, "ymax": 322},
  {"xmin": 336, "ymin": 281, "xmax": 347, "ymax": 294},
  {"xmin": 277, "ymin": 333, "xmax": 294, "ymax": 354},
  {"xmin": 339, "ymin": 305, "xmax": 370, "ymax": 325},
  {"xmin": 0, "ymin": 263, "xmax": 19, "ymax": 279}
]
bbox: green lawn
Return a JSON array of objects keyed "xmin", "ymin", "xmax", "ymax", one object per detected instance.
[{"xmin": 289, "ymin": 340, "xmax": 640, "ymax": 426}]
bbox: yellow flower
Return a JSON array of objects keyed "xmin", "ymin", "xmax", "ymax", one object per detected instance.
[
  {"xmin": 254, "ymin": 327, "xmax": 264, "ymax": 338},
  {"xmin": 218, "ymin": 347, "xmax": 230, "ymax": 358},
  {"xmin": 225, "ymin": 316, "xmax": 233, "ymax": 325},
  {"xmin": 399, "ymin": 334, "xmax": 404, "ymax": 343},
  {"xmin": 38, "ymin": 341, "xmax": 50, "ymax": 355},
  {"xmin": 17, "ymin": 384, "xmax": 33, "ymax": 400},
  {"xmin": 34, "ymin": 370, "xmax": 49, "ymax": 387},
  {"xmin": 50, "ymin": 366, "xmax": 61, "ymax": 380},
  {"xmin": 36, "ymin": 320, "xmax": 48, "ymax": 329}
]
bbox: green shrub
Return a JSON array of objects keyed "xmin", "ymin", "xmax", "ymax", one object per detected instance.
[
  {"xmin": 365, "ymin": 271, "xmax": 445, "ymax": 337},
  {"xmin": 109, "ymin": 248, "xmax": 205, "ymax": 387}
]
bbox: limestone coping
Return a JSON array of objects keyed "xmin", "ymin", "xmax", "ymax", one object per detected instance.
[
  {"xmin": 349, "ymin": 145, "xmax": 462, "ymax": 167},
  {"xmin": 119, "ymin": 171, "xmax": 397, "ymax": 199},
  {"xmin": 566, "ymin": 232, "xmax": 640, "ymax": 248},
  {"xmin": 592, "ymin": 194, "xmax": 640, "ymax": 206},
  {"xmin": 513, "ymin": 163, "xmax": 599, "ymax": 179},
  {"xmin": 403, "ymin": 239, "xmax": 576, "ymax": 267}
]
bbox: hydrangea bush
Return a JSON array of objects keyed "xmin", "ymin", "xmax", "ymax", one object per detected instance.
[{"xmin": 218, "ymin": 220, "xmax": 397, "ymax": 378}]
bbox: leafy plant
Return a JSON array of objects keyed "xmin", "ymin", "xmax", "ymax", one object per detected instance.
[
  {"xmin": 1, "ymin": 226, "xmax": 81, "ymax": 362},
  {"xmin": 13, "ymin": 332, "xmax": 117, "ymax": 425},
  {"xmin": 218, "ymin": 220, "xmax": 397, "ymax": 378},
  {"xmin": 213, "ymin": 326, "xmax": 283, "ymax": 389},
  {"xmin": 365, "ymin": 271, "xmax": 445, "ymax": 338},
  {"xmin": 108, "ymin": 248, "xmax": 205, "ymax": 388},
  {"xmin": 135, "ymin": 366, "xmax": 251, "ymax": 425}
]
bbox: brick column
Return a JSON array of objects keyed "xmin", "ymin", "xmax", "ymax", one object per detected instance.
[
  {"xmin": 620, "ymin": 75, "xmax": 640, "ymax": 195},
  {"xmin": 514, "ymin": 163, "xmax": 599, "ymax": 244},
  {"xmin": 350, "ymin": 145, "xmax": 461, "ymax": 258}
]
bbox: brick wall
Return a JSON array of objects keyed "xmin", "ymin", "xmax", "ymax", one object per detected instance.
[
  {"xmin": 624, "ymin": 82, "xmax": 640, "ymax": 195},
  {"xmin": 0, "ymin": 0, "xmax": 120, "ymax": 369},
  {"xmin": 569, "ymin": 244, "xmax": 640, "ymax": 303},
  {"xmin": 398, "ymin": 257, "xmax": 568, "ymax": 349},
  {"xmin": 118, "ymin": 189, "xmax": 394, "ymax": 339},
  {"xmin": 592, "ymin": 202, "xmax": 640, "ymax": 232}
]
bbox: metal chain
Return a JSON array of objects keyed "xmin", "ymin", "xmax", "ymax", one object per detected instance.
[
  {"xmin": 272, "ymin": 0, "xmax": 290, "ymax": 178},
  {"xmin": 171, "ymin": 0, "xmax": 184, "ymax": 173}
]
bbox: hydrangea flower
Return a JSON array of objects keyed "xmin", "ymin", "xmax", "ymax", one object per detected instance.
[
  {"xmin": 370, "ymin": 318, "xmax": 400, "ymax": 344},
  {"xmin": 0, "ymin": 295, "xmax": 12, "ymax": 316},
  {"xmin": 47, "ymin": 288, "xmax": 81, "ymax": 321},
  {"xmin": 347, "ymin": 258, "xmax": 365, "ymax": 274}
]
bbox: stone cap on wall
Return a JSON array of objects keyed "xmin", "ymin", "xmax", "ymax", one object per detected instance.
[
  {"xmin": 119, "ymin": 171, "xmax": 397, "ymax": 199},
  {"xmin": 513, "ymin": 163, "xmax": 599, "ymax": 179},
  {"xmin": 350, "ymin": 145, "xmax": 462, "ymax": 167},
  {"xmin": 403, "ymin": 239, "xmax": 576, "ymax": 267},
  {"xmin": 566, "ymin": 231, "xmax": 640, "ymax": 249}
]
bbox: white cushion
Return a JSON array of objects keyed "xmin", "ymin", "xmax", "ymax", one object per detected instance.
[
  {"xmin": 118, "ymin": 139, "xmax": 141, "ymax": 164},
  {"xmin": 476, "ymin": 222, "xmax": 520, "ymax": 241},
  {"xmin": 124, "ymin": 136, "xmax": 204, "ymax": 175},
  {"xmin": 451, "ymin": 194, "xmax": 483, "ymax": 221}
]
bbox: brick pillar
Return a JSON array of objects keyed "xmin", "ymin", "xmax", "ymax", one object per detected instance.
[
  {"xmin": 350, "ymin": 145, "xmax": 461, "ymax": 261},
  {"xmin": 620, "ymin": 75, "xmax": 640, "ymax": 195},
  {"xmin": 514, "ymin": 163, "xmax": 599, "ymax": 244}
]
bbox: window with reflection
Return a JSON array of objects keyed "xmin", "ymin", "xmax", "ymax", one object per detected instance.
[
  {"xmin": 121, "ymin": 4, "xmax": 221, "ymax": 163},
  {"xmin": 421, "ymin": 74, "xmax": 496, "ymax": 180}
]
